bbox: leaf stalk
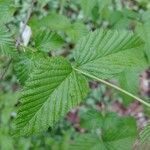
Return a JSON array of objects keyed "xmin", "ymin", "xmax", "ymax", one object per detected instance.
[{"xmin": 74, "ymin": 67, "xmax": 150, "ymax": 108}]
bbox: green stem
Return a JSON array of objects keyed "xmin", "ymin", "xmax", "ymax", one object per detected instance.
[{"xmin": 74, "ymin": 68, "xmax": 150, "ymax": 108}]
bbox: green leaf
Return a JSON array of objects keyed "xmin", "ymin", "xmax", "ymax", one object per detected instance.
[
  {"xmin": 139, "ymin": 124, "xmax": 150, "ymax": 149},
  {"xmin": 118, "ymin": 70, "xmax": 141, "ymax": 106},
  {"xmin": 66, "ymin": 22, "xmax": 88, "ymax": 43},
  {"xmin": 71, "ymin": 110, "xmax": 137, "ymax": 150},
  {"xmin": 30, "ymin": 13, "xmax": 88, "ymax": 43},
  {"xmin": 29, "ymin": 13, "xmax": 71, "ymax": 32},
  {"xmin": 74, "ymin": 29, "xmax": 146, "ymax": 79},
  {"xmin": 80, "ymin": 0, "xmax": 111, "ymax": 20},
  {"xmin": 37, "ymin": 0, "xmax": 51, "ymax": 8},
  {"xmin": 0, "ymin": 0, "xmax": 15, "ymax": 24},
  {"xmin": 140, "ymin": 124, "xmax": 150, "ymax": 143},
  {"xmin": 34, "ymin": 30, "xmax": 64, "ymax": 52},
  {"xmin": 70, "ymin": 132, "xmax": 136, "ymax": 150},
  {"xmin": 80, "ymin": 109, "xmax": 123, "ymax": 130},
  {"xmin": 14, "ymin": 57, "xmax": 89, "ymax": 136},
  {"xmin": 108, "ymin": 9, "xmax": 139, "ymax": 30},
  {"xmin": 0, "ymin": 26, "xmax": 16, "ymax": 57},
  {"xmin": 141, "ymin": 10, "xmax": 150, "ymax": 22},
  {"xmin": 136, "ymin": 22, "xmax": 150, "ymax": 63},
  {"xmin": 0, "ymin": 92, "xmax": 19, "ymax": 125},
  {"xmin": 80, "ymin": 0, "xmax": 97, "ymax": 18},
  {"xmin": 14, "ymin": 50, "xmax": 45, "ymax": 85}
]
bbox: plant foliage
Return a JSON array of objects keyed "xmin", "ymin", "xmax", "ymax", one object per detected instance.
[
  {"xmin": 13, "ymin": 29, "xmax": 147, "ymax": 136},
  {"xmin": 15, "ymin": 57, "xmax": 89, "ymax": 135},
  {"xmin": 1, "ymin": 0, "xmax": 150, "ymax": 149}
]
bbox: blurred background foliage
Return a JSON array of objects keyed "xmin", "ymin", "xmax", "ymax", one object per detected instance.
[{"xmin": 0, "ymin": 0, "xmax": 150, "ymax": 149}]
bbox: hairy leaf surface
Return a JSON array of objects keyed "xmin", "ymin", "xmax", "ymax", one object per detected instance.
[
  {"xmin": 75, "ymin": 29, "xmax": 146, "ymax": 79},
  {"xmin": 15, "ymin": 57, "xmax": 89, "ymax": 135}
]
